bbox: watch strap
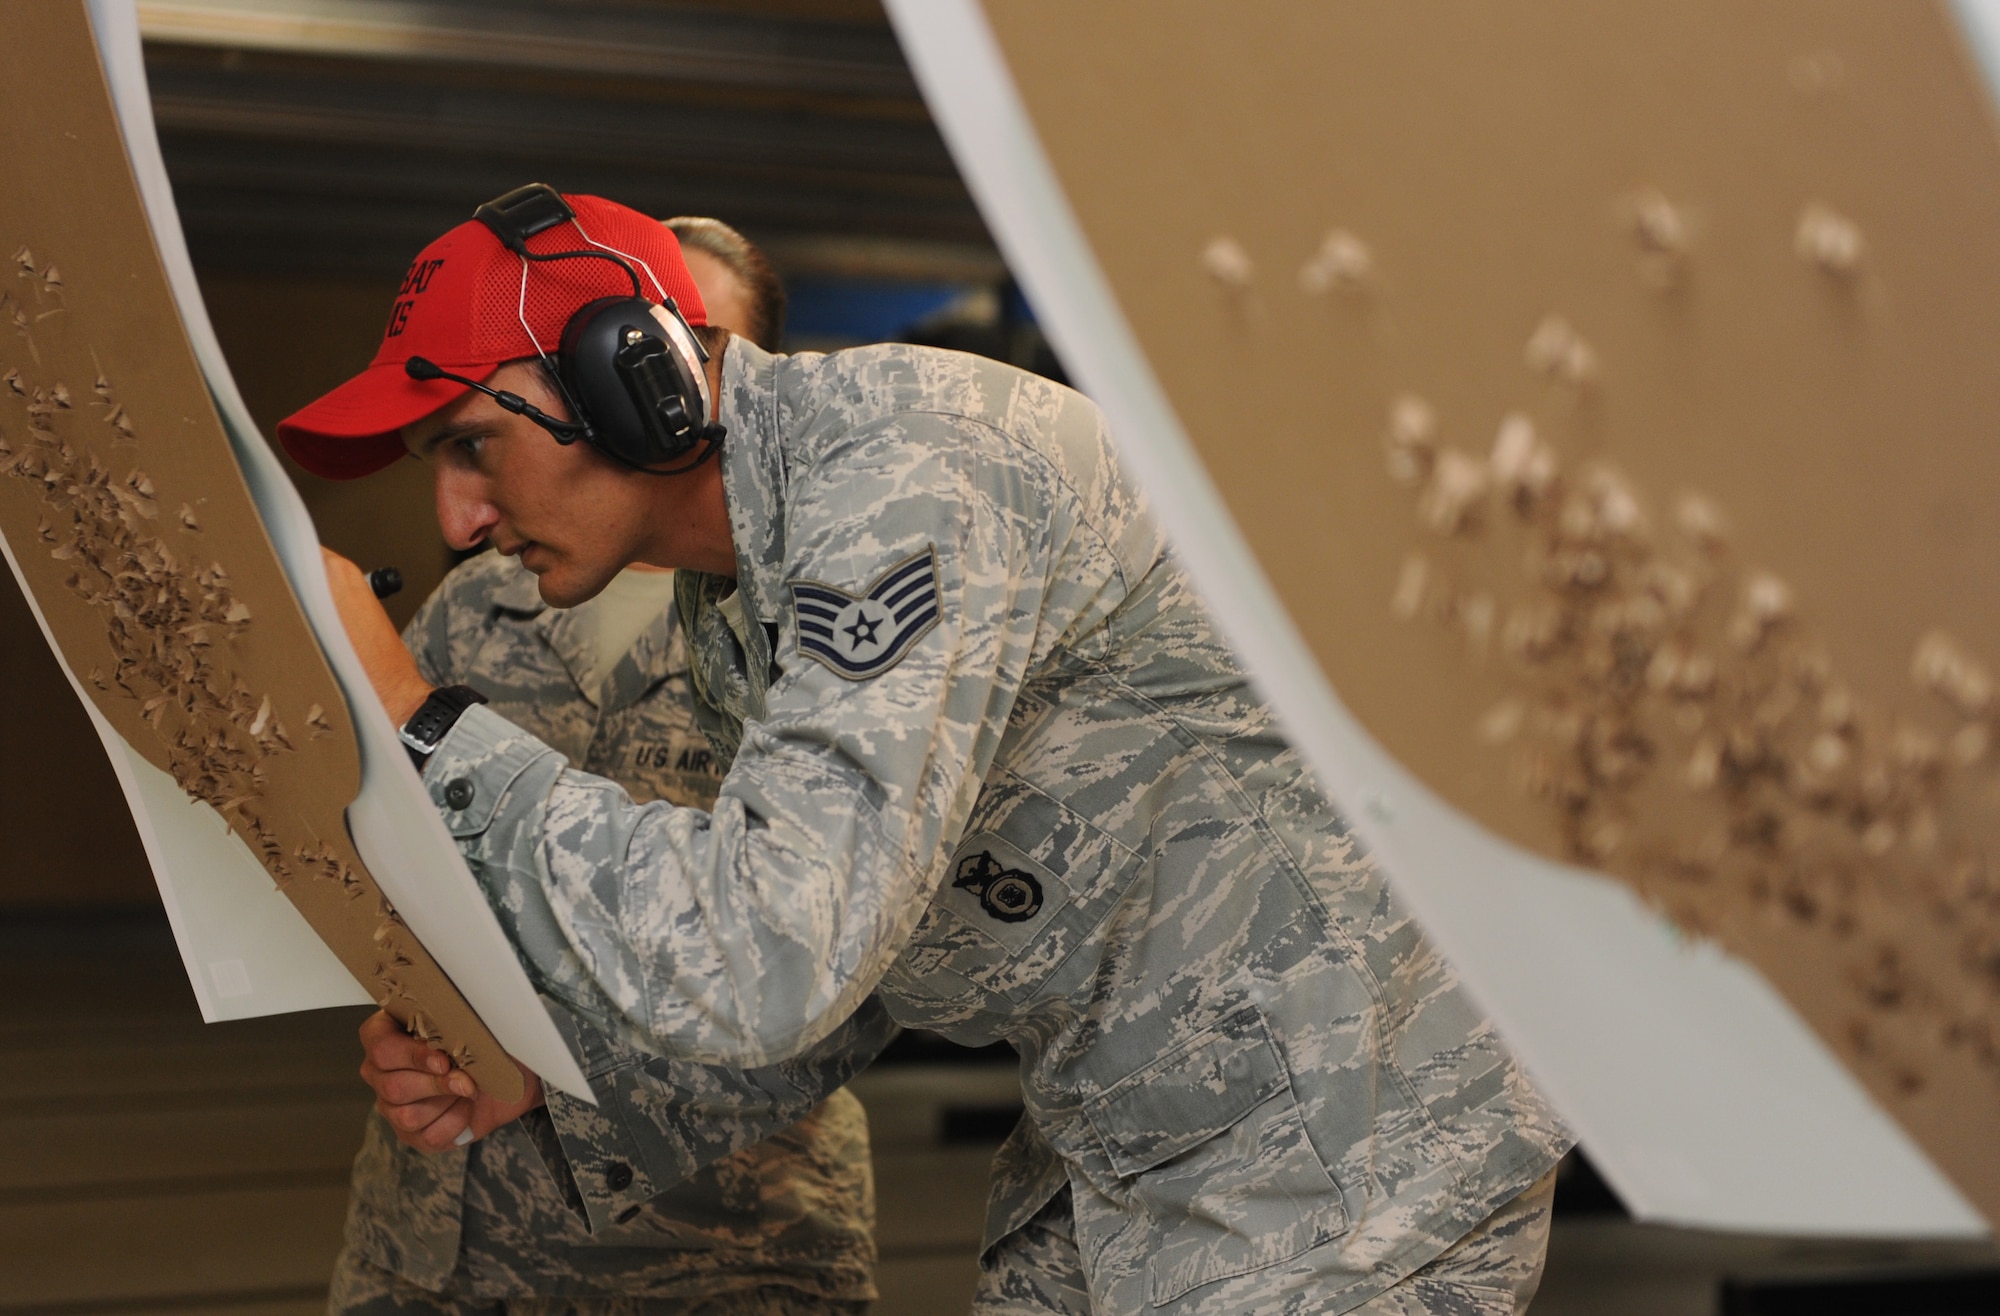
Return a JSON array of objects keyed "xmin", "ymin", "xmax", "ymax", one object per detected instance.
[{"xmin": 399, "ymin": 684, "xmax": 489, "ymax": 769}]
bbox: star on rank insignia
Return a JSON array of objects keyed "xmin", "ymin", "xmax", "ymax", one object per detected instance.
[
  {"xmin": 951, "ymin": 849, "xmax": 1045, "ymax": 923},
  {"xmin": 789, "ymin": 546, "xmax": 941, "ymax": 681}
]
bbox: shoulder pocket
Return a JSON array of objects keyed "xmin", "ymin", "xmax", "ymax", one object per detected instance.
[{"xmin": 1083, "ymin": 1008, "xmax": 1349, "ymax": 1309}]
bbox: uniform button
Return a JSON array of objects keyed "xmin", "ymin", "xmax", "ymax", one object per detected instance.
[
  {"xmin": 443, "ymin": 778, "xmax": 475, "ymax": 810},
  {"xmin": 605, "ymin": 1161, "xmax": 634, "ymax": 1190}
]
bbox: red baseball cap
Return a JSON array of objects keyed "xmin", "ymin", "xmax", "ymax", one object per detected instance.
[{"xmin": 277, "ymin": 190, "xmax": 708, "ymax": 480}]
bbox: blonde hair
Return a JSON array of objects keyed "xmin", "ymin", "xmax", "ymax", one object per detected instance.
[{"xmin": 664, "ymin": 216, "xmax": 787, "ymax": 352}]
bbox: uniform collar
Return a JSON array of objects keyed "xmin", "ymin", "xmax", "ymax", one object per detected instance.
[
  {"xmin": 480, "ymin": 553, "xmax": 686, "ymax": 710},
  {"xmin": 714, "ymin": 337, "xmax": 792, "ymax": 628},
  {"xmin": 595, "ymin": 601, "xmax": 688, "ymax": 714},
  {"xmin": 489, "ymin": 556, "xmax": 548, "ymax": 615}
]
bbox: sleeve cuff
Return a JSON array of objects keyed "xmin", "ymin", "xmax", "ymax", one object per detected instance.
[
  {"xmin": 539, "ymin": 1082, "xmax": 667, "ymax": 1230},
  {"xmin": 420, "ymin": 702, "xmax": 559, "ymax": 838},
  {"xmin": 525, "ymin": 998, "xmax": 902, "ymax": 1235},
  {"xmin": 529, "ymin": 1007, "xmax": 675, "ymax": 1232}
]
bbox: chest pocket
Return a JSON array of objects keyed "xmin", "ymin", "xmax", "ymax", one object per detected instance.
[{"xmin": 1081, "ymin": 1008, "xmax": 1349, "ymax": 1309}]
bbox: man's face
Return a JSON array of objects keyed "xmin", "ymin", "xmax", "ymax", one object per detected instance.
[{"xmin": 401, "ymin": 363, "xmax": 653, "ymax": 607}]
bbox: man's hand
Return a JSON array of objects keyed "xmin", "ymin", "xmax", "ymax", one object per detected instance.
[
  {"xmin": 358, "ymin": 1009, "xmax": 545, "ymax": 1152},
  {"xmin": 320, "ymin": 547, "xmax": 433, "ymax": 727}
]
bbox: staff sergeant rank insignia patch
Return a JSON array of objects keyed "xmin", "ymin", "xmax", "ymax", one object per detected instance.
[{"xmin": 790, "ymin": 546, "xmax": 941, "ymax": 681}]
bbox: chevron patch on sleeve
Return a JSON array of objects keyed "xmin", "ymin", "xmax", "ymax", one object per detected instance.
[{"xmin": 789, "ymin": 547, "xmax": 942, "ymax": 680}]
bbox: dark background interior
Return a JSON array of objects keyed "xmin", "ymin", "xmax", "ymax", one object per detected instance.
[
  {"xmin": 0, "ymin": 0, "xmax": 1024, "ymax": 912},
  {"xmin": 8, "ymin": 9, "xmax": 2000, "ymax": 1315}
]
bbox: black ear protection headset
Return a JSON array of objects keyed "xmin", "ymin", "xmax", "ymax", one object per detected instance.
[{"xmin": 404, "ymin": 183, "xmax": 725, "ymax": 475}]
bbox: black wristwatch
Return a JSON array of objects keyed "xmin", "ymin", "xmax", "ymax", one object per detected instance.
[{"xmin": 399, "ymin": 684, "xmax": 489, "ymax": 770}]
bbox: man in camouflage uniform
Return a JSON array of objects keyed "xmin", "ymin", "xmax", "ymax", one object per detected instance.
[
  {"xmin": 327, "ymin": 218, "xmax": 893, "ymax": 1316},
  {"xmin": 292, "ymin": 192, "xmax": 1573, "ymax": 1313}
]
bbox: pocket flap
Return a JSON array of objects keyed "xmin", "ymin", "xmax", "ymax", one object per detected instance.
[{"xmin": 1084, "ymin": 1009, "xmax": 1286, "ymax": 1179}]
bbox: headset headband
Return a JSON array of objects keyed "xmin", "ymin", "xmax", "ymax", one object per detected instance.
[
  {"xmin": 474, "ymin": 184, "xmax": 574, "ymax": 253},
  {"xmin": 430, "ymin": 184, "xmax": 724, "ymax": 474}
]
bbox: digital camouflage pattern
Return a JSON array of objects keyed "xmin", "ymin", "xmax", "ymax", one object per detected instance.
[
  {"xmin": 971, "ymin": 1169, "xmax": 1556, "ymax": 1316},
  {"xmin": 331, "ymin": 1251, "xmax": 866, "ymax": 1316},
  {"xmin": 1339, "ymin": 1169, "xmax": 1556, "ymax": 1316},
  {"xmin": 423, "ymin": 339, "xmax": 1574, "ymax": 1312},
  {"xmin": 969, "ymin": 1188, "xmax": 1094, "ymax": 1316},
  {"xmin": 333, "ymin": 552, "xmax": 894, "ymax": 1308}
]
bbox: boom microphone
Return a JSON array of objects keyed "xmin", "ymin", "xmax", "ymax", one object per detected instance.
[{"xmin": 404, "ymin": 356, "xmax": 590, "ymax": 444}]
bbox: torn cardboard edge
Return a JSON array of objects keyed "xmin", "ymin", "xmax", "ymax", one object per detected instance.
[
  {"xmin": 0, "ymin": 0, "xmax": 592, "ymax": 1102},
  {"xmin": 886, "ymin": 0, "xmax": 1989, "ymax": 1235},
  {"xmin": 0, "ymin": 519, "xmax": 369, "ymax": 1020}
]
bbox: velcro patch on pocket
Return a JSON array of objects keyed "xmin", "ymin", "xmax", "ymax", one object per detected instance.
[{"xmin": 938, "ymin": 831, "xmax": 1072, "ymax": 953}]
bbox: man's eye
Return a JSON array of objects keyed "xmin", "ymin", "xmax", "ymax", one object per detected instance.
[{"xmin": 455, "ymin": 435, "xmax": 485, "ymax": 459}]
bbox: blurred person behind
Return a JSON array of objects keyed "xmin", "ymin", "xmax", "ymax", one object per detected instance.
[{"xmin": 330, "ymin": 216, "xmax": 891, "ymax": 1316}]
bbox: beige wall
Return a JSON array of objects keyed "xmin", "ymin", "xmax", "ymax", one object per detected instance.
[{"xmin": 0, "ymin": 271, "xmax": 447, "ymax": 909}]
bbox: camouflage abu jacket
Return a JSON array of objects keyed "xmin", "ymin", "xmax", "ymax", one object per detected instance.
[
  {"xmin": 422, "ymin": 339, "xmax": 1573, "ymax": 1313},
  {"xmin": 341, "ymin": 551, "xmax": 893, "ymax": 1302}
]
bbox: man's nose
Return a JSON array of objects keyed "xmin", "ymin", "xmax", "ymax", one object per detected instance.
[{"xmin": 434, "ymin": 470, "xmax": 497, "ymax": 552}]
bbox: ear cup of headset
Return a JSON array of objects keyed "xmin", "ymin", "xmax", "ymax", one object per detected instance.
[{"xmin": 557, "ymin": 296, "xmax": 706, "ymax": 467}]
